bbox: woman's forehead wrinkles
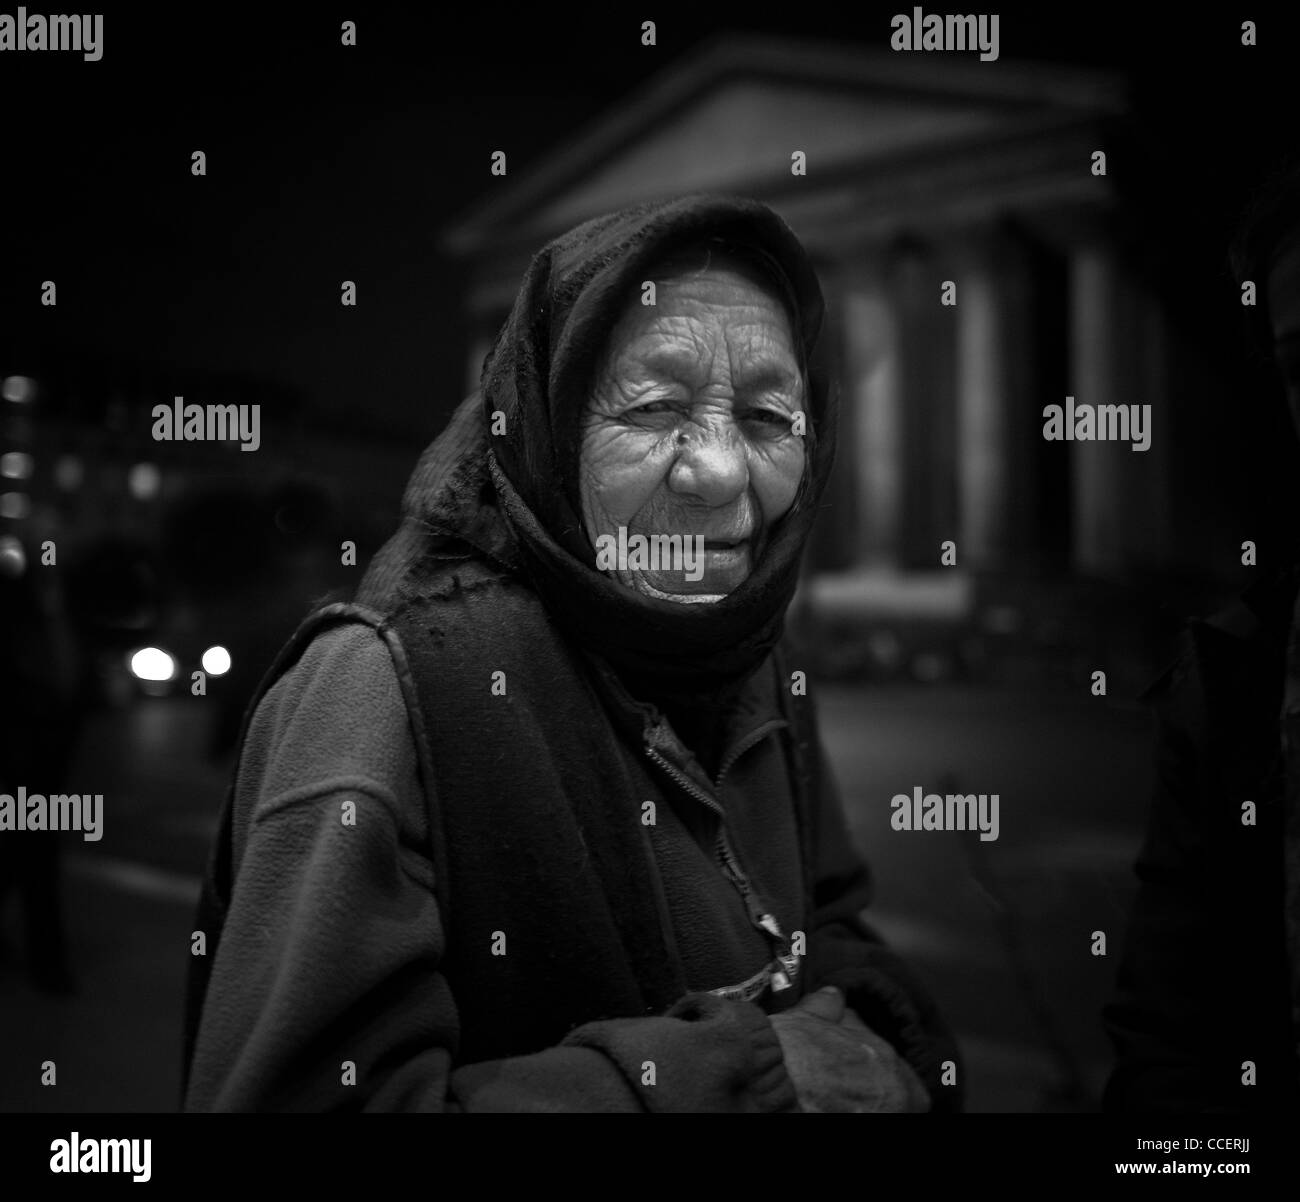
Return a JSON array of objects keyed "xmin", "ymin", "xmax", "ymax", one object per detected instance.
[
  {"xmin": 592, "ymin": 266, "xmax": 802, "ymax": 408},
  {"xmin": 655, "ymin": 279, "xmax": 789, "ymax": 330},
  {"xmin": 621, "ymin": 335, "xmax": 795, "ymax": 394},
  {"xmin": 616, "ymin": 307, "xmax": 792, "ymax": 365},
  {"xmin": 633, "ymin": 342, "xmax": 713, "ymax": 384}
]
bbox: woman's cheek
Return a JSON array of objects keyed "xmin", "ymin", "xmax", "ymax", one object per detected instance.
[
  {"xmin": 588, "ymin": 431, "xmax": 676, "ymax": 523},
  {"xmin": 751, "ymin": 437, "xmax": 806, "ymax": 521}
]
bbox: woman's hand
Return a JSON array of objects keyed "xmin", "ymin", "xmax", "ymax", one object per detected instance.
[{"xmin": 770, "ymin": 986, "xmax": 931, "ymax": 1113}]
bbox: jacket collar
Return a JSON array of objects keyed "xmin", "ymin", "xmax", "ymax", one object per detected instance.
[{"xmin": 580, "ymin": 648, "xmax": 788, "ymax": 800}]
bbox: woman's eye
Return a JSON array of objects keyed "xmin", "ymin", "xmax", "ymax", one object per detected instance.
[
  {"xmin": 628, "ymin": 400, "xmax": 674, "ymax": 417},
  {"xmin": 744, "ymin": 408, "xmax": 791, "ymax": 428}
]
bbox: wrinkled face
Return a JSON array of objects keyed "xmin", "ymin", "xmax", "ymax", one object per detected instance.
[
  {"xmin": 1267, "ymin": 229, "xmax": 1300, "ymax": 437},
  {"xmin": 579, "ymin": 257, "xmax": 807, "ymax": 602}
]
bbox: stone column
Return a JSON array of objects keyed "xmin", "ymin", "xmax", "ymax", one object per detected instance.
[
  {"xmin": 840, "ymin": 251, "xmax": 903, "ymax": 567},
  {"xmin": 954, "ymin": 224, "xmax": 1036, "ymax": 570},
  {"xmin": 1068, "ymin": 238, "xmax": 1126, "ymax": 576},
  {"xmin": 889, "ymin": 239, "xmax": 958, "ymax": 569}
]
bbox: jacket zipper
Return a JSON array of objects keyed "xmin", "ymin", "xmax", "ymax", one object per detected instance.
[
  {"xmin": 714, "ymin": 718, "xmax": 788, "ymax": 790},
  {"xmin": 645, "ymin": 737, "xmax": 793, "ymax": 987},
  {"xmin": 645, "ymin": 744, "xmax": 722, "ymax": 815}
]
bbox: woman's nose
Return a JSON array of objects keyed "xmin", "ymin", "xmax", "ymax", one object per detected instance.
[{"xmin": 667, "ymin": 419, "xmax": 749, "ymax": 507}]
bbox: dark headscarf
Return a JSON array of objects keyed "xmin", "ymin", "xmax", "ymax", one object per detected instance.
[{"xmin": 359, "ymin": 194, "xmax": 837, "ymax": 719}]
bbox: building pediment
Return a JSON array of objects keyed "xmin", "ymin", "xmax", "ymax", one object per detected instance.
[{"xmin": 442, "ymin": 35, "xmax": 1126, "ymax": 260}]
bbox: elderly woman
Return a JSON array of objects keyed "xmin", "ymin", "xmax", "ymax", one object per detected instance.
[{"xmin": 182, "ymin": 194, "xmax": 961, "ymax": 1113}]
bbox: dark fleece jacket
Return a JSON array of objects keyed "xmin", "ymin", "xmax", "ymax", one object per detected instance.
[{"xmin": 181, "ymin": 195, "xmax": 963, "ymax": 1112}]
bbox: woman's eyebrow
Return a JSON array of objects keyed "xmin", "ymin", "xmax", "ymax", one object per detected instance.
[
  {"xmin": 735, "ymin": 362, "xmax": 801, "ymax": 395},
  {"xmin": 636, "ymin": 347, "xmax": 705, "ymax": 383}
]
